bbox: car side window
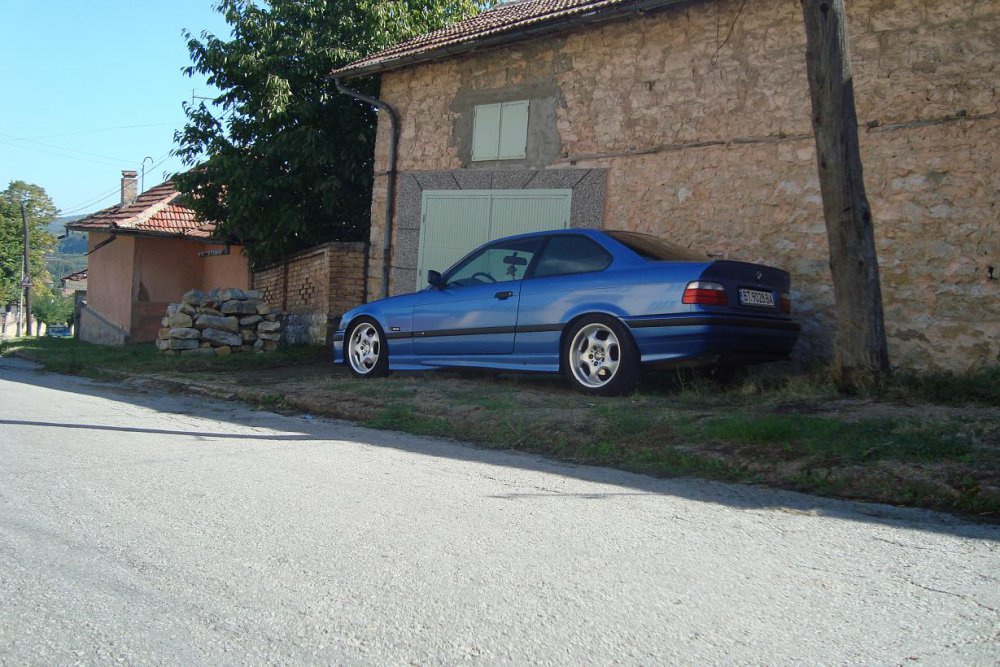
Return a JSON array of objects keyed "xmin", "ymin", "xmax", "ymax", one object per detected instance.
[
  {"xmin": 446, "ymin": 238, "xmax": 540, "ymax": 287},
  {"xmin": 531, "ymin": 235, "xmax": 612, "ymax": 278}
]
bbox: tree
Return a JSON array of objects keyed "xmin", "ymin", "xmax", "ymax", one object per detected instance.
[
  {"xmin": 800, "ymin": 0, "xmax": 890, "ymax": 391},
  {"xmin": 0, "ymin": 182, "xmax": 57, "ymax": 316},
  {"xmin": 32, "ymin": 289, "xmax": 74, "ymax": 328},
  {"xmin": 174, "ymin": 0, "xmax": 493, "ymax": 266}
]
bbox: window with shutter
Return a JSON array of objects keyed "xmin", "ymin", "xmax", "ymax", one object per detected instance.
[{"xmin": 472, "ymin": 100, "xmax": 529, "ymax": 161}]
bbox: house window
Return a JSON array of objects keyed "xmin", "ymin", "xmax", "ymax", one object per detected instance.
[{"xmin": 472, "ymin": 100, "xmax": 529, "ymax": 161}]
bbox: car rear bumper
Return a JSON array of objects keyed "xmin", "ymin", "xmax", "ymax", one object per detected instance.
[{"xmin": 625, "ymin": 314, "xmax": 800, "ymax": 366}]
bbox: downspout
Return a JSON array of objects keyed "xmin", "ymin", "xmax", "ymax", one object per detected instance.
[{"xmin": 333, "ymin": 77, "xmax": 400, "ymax": 300}]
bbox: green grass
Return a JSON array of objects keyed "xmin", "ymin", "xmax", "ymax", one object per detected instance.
[
  {"xmin": 253, "ymin": 393, "xmax": 287, "ymax": 408},
  {"xmin": 884, "ymin": 366, "xmax": 1000, "ymax": 406},
  {"xmin": 681, "ymin": 414, "xmax": 975, "ymax": 464},
  {"xmin": 1, "ymin": 336, "xmax": 327, "ymax": 379},
  {"xmin": 365, "ymin": 404, "xmax": 452, "ymax": 437},
  {"xmin": 448, "ymin": 388, "xmax": 520, "ymax": 411},
  {"xmin": 593, "ymin": 403, "xmax": 656, "ymax": 440}
]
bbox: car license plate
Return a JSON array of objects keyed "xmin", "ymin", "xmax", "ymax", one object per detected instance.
[{"xmin": 739, "ymin": 288, "xmax": 775, "ymax": 307}]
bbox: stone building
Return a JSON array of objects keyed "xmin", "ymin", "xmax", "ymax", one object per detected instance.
[{"xmin": 332, "ymin": 0, "xmax": 999, "ymax": 371}]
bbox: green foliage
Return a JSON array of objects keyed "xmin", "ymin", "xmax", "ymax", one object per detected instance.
[
  {"xmin": 174, "ymin": 0, "xmax": 494, "ymax": 266},
  {"xmin": 0, "ymin": 181, "xmax": 58, "ymax": 307},
  {"xmin": 57, "ymin": 231, "xmax": 88, "ymax": 255},
  {"xmin": 45, "ymin": 254, "xmax": 88, "ymax": 282},
  {"xmin": 31, "ymin": 288, "xmax": 74, "ymax": 326}
]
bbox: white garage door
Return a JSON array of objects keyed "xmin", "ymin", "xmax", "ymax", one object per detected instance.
[{"xmin": 416, "ymin": 189, "xmax": 571, "ymax": 289}]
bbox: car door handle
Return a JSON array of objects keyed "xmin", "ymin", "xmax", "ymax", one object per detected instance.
[{"xmin": 494, "ymin": 291, "xmax": 514, "ymax": 300}]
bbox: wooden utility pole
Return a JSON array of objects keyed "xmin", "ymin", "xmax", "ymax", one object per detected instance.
[
  {"xmin": 20, "ymin": 201, "xmax": 32, "ymax": 337},
  {"xmin": 801, "ymin": 0, "xmax": 890, "ymax": 390}
]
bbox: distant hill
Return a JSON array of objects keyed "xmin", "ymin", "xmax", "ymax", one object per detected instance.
[
  {"xmin": 48, "ymin": 215, "xmax": 86, "ymax": 236},
  {"xmin": 46, "ymin": 215, "xmax": 88, "ymax": 281},
  {"xmin": 47, "ymin": 215, "xmax": 88, "ymax": 254}
]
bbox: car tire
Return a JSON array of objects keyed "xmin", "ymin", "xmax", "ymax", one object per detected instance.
[
  {"xmin": 563, "ymin": 315, "xmax": 640, "ymax": 396},
  {"xmin": 345, "ymin": 317, "xmax": 390, "ymax": 378}
]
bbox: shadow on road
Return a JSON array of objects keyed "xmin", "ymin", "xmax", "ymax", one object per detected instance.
[{"xmin": 2, "ymin": 357, "xmax": 997, "ymax": 541}]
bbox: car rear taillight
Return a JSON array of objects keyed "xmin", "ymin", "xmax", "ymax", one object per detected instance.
[
  {"xmin": 682, "ymin": 281, "xmax": 727, "ymax": 305},
  {"xmin": 780, "ymin": 292, "xmax": 792, "ymax": 314}
]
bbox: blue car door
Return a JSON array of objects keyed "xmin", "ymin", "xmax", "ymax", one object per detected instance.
[
  {"xmin": 412, "ymin": 238, "xmax": 540, "ymax": 356},
  {"xmin": 412, "ymin": 281, "xmax": 520, "ymax": 355}
]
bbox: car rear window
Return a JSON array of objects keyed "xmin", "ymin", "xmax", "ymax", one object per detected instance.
[
  {"xmin": 532, "ymin": 235, "xmax": 612, "ymax": 278},
  {"xmin": 606, "ymin": 231, "xmax": 705, "ymax": 261}
]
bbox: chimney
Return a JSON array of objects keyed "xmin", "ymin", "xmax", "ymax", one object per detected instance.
[{"xmin": 121, "ymin": 170, "xmax": 138, "ymax": 206}]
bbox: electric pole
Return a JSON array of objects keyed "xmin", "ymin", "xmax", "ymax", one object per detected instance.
[
  {"xmin": 800, "ymin": 0, "xmax": 890, "ymax": 390},
  {"xmin": 20, "ymin": 201, "xmax": 32, "ymax": 337}
]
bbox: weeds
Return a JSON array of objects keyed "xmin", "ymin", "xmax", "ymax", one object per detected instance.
[
  {"xmin": 883, "ymin": 366, "xmax": 1000, "ymax": 406},
  {"xmin": 685, "ymin": 414, "xmax": 976, "ymax": 465},
  {"xmin": 3, "ymin": 337, "xmax": 327, "ymax": 378},
  {"xmin": 366, "ymin": 404, "xmax": 452, "ymax": 437}
]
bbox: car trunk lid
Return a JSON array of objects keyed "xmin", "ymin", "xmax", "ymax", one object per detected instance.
[{"xmin": 697, "ymin": 260, "xmax": 793, "ymax": 315}]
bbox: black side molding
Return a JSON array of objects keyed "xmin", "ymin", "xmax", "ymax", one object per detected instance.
[{"xmin": 627, "ymin": 316, "xmax": 801, "ymax": 332}]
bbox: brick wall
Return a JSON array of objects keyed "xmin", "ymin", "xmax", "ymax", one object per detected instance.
[
  {"xmin": 367, "ymin": 0, "xmax": 1000, "ymax": 371},
  {"xmin": 252, "ymin": 241, "xmax": 368, "ymax": 344}
]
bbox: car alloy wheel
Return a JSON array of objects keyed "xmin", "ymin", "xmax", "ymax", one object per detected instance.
[
  {"xmin": 346, "ymin": 318, "xmax": 389, "ymax": 378},
  {"xmin": 564, "ymin": 315, "xmax": 639, "ymax": 396}
]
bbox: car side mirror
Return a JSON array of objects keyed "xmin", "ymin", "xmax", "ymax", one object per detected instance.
[{"xmin": 427, "ymin": 270, "xmax": 444, "ymax": 289}]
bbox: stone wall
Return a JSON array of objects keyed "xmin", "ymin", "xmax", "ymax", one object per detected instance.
[
  {"xmin": 252, "ymin": 241, "xmax": 368, "ymax": 345},
  {"xmin": 367, "ymin": 0, "xmax": 1000, "ymax": 371},
  {"xmin": 157, "ymin": 289, "xmax": 281, "ymax": 355}
]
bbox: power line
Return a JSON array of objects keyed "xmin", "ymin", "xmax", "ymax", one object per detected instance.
[
  {"xmin": 58, "ymin": 151, "xmax": 176, "ymax": 216},
  {"xmin": 14, "ymin": 122, "xmax": 188, "ymax": 140},
  {"xmin": 59, "ymin": 185, "xmax": 123, "ymax": 216},
  {"xmin": 0, "ymin": 133, "xmax": 133, "ymax": 164},
  {"xmin": 0, "ymin": 140, "xmax": 127, "ymax": 168}
]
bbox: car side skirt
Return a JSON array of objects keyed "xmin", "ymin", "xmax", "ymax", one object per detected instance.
[{"xmin": 332, "ymin": 313, "xmax": 798, "ymax": 371}]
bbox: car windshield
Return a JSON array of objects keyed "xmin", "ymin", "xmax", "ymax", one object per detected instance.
[
  {"xmin": 606, "ymin": 231, "xmax": 705, "ymax": 262},
  {"xmin": 445, "ymin": 238, "xmax": 540, "ymax": 287}
]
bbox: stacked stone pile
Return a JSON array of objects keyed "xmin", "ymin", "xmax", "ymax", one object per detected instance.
[{"xmin": 156, "ymin": 288, "xmax": 282, "ymax": 355}]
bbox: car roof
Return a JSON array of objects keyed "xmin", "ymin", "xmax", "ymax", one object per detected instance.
[{"xmin": 492, "ymin": 228, "xmax": 608, "ymax": 242}]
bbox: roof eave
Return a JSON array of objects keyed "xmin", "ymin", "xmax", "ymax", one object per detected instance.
[
  {"xmin": 332, "ymin": 0, "xmax": 694, "ymax": 80},
  {"xmin": 66, "ymin": 222, "xmax": 114, "ymax": 233},
  {"xmin": 66, "ymin": 225, "xmax": 219, "ymax": 241}
]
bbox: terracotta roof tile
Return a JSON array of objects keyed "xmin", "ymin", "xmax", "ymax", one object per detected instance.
[
  {"xmin": 331, "ymin": 0, "xmax": 683, "ymax": 79},
  {"xmin": 68, "ymin": 180, "xmax": 217, "ymax": 239},
  {"xmin": 62, "ymin": 269, "xmax": 88, "ymax": 283}
]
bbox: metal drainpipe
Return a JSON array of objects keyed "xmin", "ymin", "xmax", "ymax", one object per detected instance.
[{"xmin": 333, "ymin": 77, "xmax": 400, "ymax": 300}]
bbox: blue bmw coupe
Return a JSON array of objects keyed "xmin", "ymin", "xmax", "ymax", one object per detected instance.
[{"xmin": 333, "ymin": 229, "xmax": 800, "ymax": 395}]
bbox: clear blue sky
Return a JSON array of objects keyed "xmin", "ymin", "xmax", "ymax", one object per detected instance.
[{"xmin": 0, "ymin": 1, "xmax": 231, "ymax": 217}]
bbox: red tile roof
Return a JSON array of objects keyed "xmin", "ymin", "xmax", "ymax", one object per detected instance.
[
  {"xmin": 68, "ymin": 180, "xmax": 217, "ymax": 240},
  {"xmin": 61, "ymin": 269, "xmax": 88, "ymax": 283},
  {"xmin": 330, "ymin": 0, "xmax": 686, "ymax": 79}
]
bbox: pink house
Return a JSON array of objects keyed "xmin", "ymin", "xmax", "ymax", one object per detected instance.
[{"xmin": 69, "ymin": 170, "xmax": 249, "ymax": 345}]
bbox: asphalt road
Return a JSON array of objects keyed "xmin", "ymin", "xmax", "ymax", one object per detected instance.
[{"xmin": 0, "ymin": 357, "xmax": 997, "ymax": 665}]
